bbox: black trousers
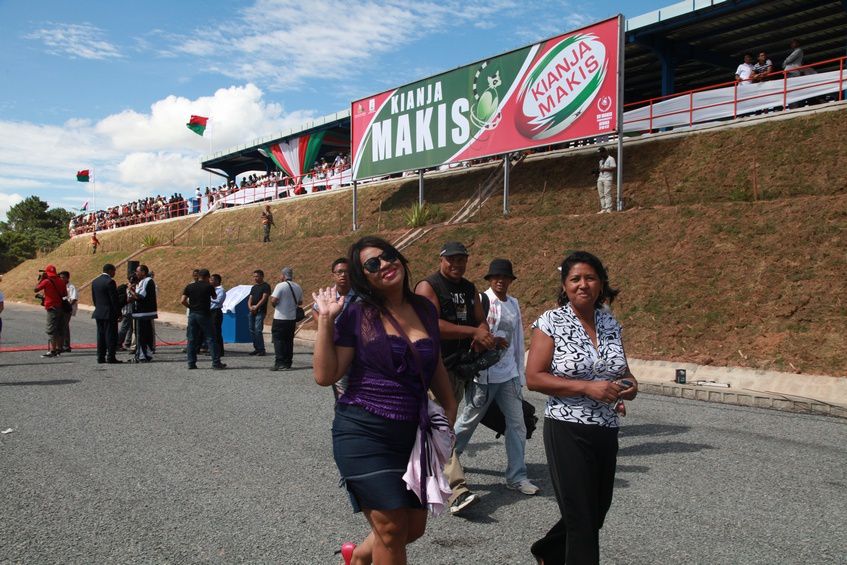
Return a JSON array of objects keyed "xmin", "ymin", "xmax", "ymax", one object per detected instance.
[
  {"xmin": 95, "ymin": 318, "xmax": 119, "ymax": 361},
  {"xmin": 211, "ymin": 309, "xmax": 224, "ymax": 356},
  {"xmin": 135, "ymin": 318, "xmax": 155, "ymax": 361},
  {"xmin": 531, "ymin": 418, "xmax": 618, "ymax": 565},
  {"xmin": 271, "ymin": 319, "xmax": 296, "ymax": 368}
]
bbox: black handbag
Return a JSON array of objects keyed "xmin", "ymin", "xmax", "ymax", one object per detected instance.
[
  {"xmin": 286, "ymin": 282, "xmax": 305, "ymax": 322},
  {"xmin": 480, "ymin": 399, "xmax": 538, "ymax": 440}
]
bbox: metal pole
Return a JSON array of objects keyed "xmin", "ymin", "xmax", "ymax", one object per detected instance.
[
  {"xmin": 418, "ymin": 170, "xmax": 424, "ymax": 207},
  {"xmin": 352, "ymin": 180, "xmax": 359, "ymax": 231},
  {"xmin": 616, "ymin": 14, "xmax": 625, "ymax": 212},
  {"xmin": 503, "ymin": 153, "xmax": 510, "ymax": 216}
]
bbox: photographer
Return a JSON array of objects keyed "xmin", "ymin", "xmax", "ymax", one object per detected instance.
[{"xmin": 34, "ymin": 265, "xmax": 68, "ymax": 358}]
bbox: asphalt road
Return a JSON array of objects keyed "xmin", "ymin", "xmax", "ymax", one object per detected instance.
[{"xmin": 1, "ymin": 303, "xmax": 845, "ymax": 564}]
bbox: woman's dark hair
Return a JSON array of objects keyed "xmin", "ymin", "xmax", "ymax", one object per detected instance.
[
  {"xmin": 347, "ymin": 236, "xmax": 415, "ymax": 309},
  {"xmin": 557, "ymin": 251, "xmax": 619, "ymax": 308}
]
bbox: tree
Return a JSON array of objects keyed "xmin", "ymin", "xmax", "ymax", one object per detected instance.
[{"xmin": 0, "ymin": 196, "xmax": 73, "ymax": 272}]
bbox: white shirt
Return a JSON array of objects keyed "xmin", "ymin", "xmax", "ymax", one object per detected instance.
[
  {"xmin": 66, "ymin": 283, "xmax": 79, "ymax": 316},
  {"xmin": 480, "ymin": 289, "xmax": 525, "ymax": 385},
  {"xmin": 735, "ymin": 63, "xmax": 754, "ymax": 80},
  {"xmin": 271, "ymin": 280, "xmax": 303, "ymax": 321},
  {"xmin": 598, "ymin": 155, "xmax": 616, "ymax": 182},
  {"xmin": 211, "ymin": 285, "xmax": 226, "ymax": 310},
  {"xmin": 532, "ymin": 303, "xmax": 628, "ymax": 427}
]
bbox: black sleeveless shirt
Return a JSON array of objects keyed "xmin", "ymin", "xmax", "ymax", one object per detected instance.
[{"xmin": 422, "ymin": 271, "xmax": 478, "ymax": 360}]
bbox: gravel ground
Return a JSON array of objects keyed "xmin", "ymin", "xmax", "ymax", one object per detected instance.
[{"xmin": 1, "ymin": 303, "xmax": 845, "ymax": 564}]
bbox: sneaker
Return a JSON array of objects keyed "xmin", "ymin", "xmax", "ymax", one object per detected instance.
[
  {"xmin": 41, "ymin": 351, "xmax": 58, "ymax": 358},
  {"xmin": 270, "ymin": 366, "xmax": 281, "ymax": 372},
  {"xmin": 449, "ymin": 491, "xmax": 479, "ymax": 515},
  {"xmin": 508, "ymin": 480, "xmax": 540, "ymax": 495}
]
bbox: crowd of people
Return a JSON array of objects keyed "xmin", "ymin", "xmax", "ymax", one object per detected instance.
[
  {"xmin": 68, "ymin": 194, "xmax": 196, "ymax": 236},
  {"xmin": 32, "ymin": 235, "xmax": 638, "ymax": 564}
]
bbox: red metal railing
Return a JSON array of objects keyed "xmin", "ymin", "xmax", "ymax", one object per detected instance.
[{"xmin": 623, "ymin": 55, "xmax": 846, "ymax": 133}]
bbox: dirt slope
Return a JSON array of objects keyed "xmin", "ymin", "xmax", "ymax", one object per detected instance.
[{"xmin": 5, "ymin": 107, "xmax": 846, "ymax": 375}]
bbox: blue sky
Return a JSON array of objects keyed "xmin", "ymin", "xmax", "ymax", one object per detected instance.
[{"xmin": 0, "ymin": 0, "xmax": 670, "ymax": 218}]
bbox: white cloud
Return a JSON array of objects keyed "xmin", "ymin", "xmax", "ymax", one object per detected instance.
[
  {"xmin": 0, "ymin": 192, "xmax": 24, "ymax": 221},
  {"xmin": 167, "ymin": 0, "xmax": 520, "ymax": 90},
  {"xmin": 25, "ymin": 22, "xmax": 123, "ymax": 60},
  {"xmin": 0, "ymin": 84, "xmax": 316, "ymax": 212}
]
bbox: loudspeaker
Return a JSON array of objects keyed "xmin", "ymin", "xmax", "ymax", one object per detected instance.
[{"xmin": 127, "ymin": 260, "xmax": 140, "ymax": 279}]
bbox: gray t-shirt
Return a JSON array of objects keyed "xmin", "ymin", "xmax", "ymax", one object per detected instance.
[{"xmin": 271, "ymin": 281, "xmax": 303, "ymax": 321}]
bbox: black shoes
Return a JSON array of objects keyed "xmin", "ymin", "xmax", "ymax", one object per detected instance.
[
  {"xmin": 188, "ymin": 364, "xmax": 198, "ymax": 370},
  {"xmin": 106, "ymin": 359, "xmax": 124, "ymax": 364},
  {"xmin": 212, "ymin": 363, "xmax": 227, "ymax": 370}
]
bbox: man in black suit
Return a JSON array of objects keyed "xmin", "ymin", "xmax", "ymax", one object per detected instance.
[{"xmin": 91, "ymin": 263, "xmax": 122, "ymax": 364}]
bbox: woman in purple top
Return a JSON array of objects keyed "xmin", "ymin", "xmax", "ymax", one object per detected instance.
[{"xmin": 313, "ymin": 236, "xmax": 457, "ymax": 565}]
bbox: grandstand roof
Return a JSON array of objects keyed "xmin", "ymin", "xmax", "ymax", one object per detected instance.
[
  {"xmin": 204, "ymin": 0, "xmax": 847, "ymax": 178},
  {"xmin": 202, "ymin": 111, "xmax": 350, "ymax": 180},
  {"xmin": 624, "ymin": 0, "xmax": 847, "ymax": 101}
]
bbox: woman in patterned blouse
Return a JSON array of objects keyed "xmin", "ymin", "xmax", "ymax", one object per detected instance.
[{"xmin": 526, "ymin": 251, "xmax": 638, "ymax": 565}]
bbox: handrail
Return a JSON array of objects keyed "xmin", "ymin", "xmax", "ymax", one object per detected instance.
[{"xmin": 623, "ymin": 56, "xmax": 847, "ymax": 133}]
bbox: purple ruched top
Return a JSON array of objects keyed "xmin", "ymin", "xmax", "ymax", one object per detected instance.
[{"xmin": 334, "ymin": 298, "xmax": 440, "ymax": 422}]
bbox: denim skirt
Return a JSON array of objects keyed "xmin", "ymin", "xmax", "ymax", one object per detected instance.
[{"xmin": 332, "ymin": 403, "xmax": 423, "ymax": 513}]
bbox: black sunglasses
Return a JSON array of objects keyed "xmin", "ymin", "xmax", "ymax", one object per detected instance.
[{"xmin": 362, "ymin": 248, "xmax": 399, "ymax": 274}]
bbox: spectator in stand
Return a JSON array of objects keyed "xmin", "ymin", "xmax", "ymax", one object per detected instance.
[
  {"xmin": 269, "ymin": 267, "xmax": 303, "ymax": 372},
  {"xmin": 752, "ymin": 51, "xmax": 773, "ymax": 82},
  {"xmin": 735, "ymin": 53, "xmax": 754, "ymax": 82},
  {"xmin": 247, "ymin": 269, "xmax": 271, "ymax": 356},
  {"xmin": 34, "ymin": 265, "xmax": 67, "ymax": 358},
  {"xmin": 59, "ymin": 271, "xmax": 78, "ymax": 352},
  {"xmin": 783, "ymin": 39, "xmax": 804, "ymax": 77},
  {"xmin": 261, "ymin": 205, "xmax": 275, "ymax": 243},
  {"xmin": 210, "ymin": 274, "xmax": 226, "ymax": 358}
]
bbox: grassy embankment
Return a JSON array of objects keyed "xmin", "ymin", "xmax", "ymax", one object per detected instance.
[{"xmin": 5, "ymin": 108, "xmax": 846, "ymax": 375}]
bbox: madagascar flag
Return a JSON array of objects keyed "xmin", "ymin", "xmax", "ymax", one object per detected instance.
[
  {"xmin": 186, "ymin": 115, "xmax": 208, "ymax": 136},
  {"xmin": 76, "ymin": 170, "xmax": 90, "ymax": 182}
]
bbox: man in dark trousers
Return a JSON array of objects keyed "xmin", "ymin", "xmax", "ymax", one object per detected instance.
[
  {"xmin": 128, "ymin": 264, "xmax": 157, "ymax": 363},
  {"xmin": 415, "ymin": 241, "xmax": 496, "ymax": 516},
  {"xmin": 91, "ymin": 263, "xmax": 122, "ymax": 364},
  {"xmin": 180, "ymin": 268, "xmax": 225, "ymax": 370}
]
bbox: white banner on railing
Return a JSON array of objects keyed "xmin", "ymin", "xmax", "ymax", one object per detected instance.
[{"xmin": 623, "ymin": 69, "xmax": 846, "ymax": 132}]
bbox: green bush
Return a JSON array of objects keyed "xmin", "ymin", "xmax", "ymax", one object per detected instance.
[{"xmin": 404, "ymin": 202, "xmax": 442, "ymax": 228}]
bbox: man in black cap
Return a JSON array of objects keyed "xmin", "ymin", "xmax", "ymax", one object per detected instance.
[{"xmin": 416, "ymin": 240, "xmax": 497, "ymax": 516}]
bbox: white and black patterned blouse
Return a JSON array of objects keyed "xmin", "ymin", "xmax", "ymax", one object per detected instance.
[{"xmin": 532, "ymin": 303, "xmax": 628, "ymax": 427}]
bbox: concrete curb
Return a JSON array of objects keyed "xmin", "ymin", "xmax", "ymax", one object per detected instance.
[{"xmin": 294, "ymin": 328, "xmax": 847, "ymax": 419}]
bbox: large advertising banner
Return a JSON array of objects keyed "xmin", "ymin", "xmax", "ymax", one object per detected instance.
[{"xmin": 351, "ymin": 16, "xmax": 621, "ymax": 180}]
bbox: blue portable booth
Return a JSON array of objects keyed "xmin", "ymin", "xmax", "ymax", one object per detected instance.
[{"xmin": 221, "ymin": 284, "xmax": 253, "ymax": 343}]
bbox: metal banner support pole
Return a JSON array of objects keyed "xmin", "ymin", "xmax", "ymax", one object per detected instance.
[
  {"xmin": 352, "ymin": 180, "xmax": 359, "ymax": 231},
  {"xmin": 616, "ymin": 14, "xmax": 625, "ymax": 212},
  {"xmin": 418, "ymin": 170, "xmax": 424, "ymax": 207},
  {"xmin": 503, "ymin": 153, "xmax": 510, "ymax": 216}
]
